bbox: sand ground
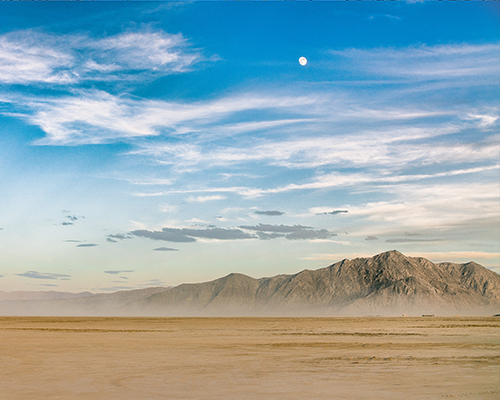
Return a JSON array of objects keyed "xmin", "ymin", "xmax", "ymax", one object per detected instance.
[{"xmin": 0, "ymin": 317, "xmax": 498, "ymax": 399}]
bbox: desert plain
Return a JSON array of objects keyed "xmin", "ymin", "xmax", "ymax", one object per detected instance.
[{"xmin": 0, "ymin": 316, "xmax": 498, "ymax": 400}]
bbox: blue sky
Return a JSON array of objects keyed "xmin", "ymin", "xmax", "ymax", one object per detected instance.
[{"xmin": 0, "ymin": 1, "xmax": 498, "ymax": 292}]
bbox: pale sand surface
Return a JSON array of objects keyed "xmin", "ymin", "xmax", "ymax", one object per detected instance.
[{"xmin": 0, "ymin": 317, "xmax": 498, "ymax": 400}]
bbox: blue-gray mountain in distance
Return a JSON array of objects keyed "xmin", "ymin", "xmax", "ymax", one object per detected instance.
[{"xmin": 1, "ymin": 251, "xmax": 499, "ymax": 316}]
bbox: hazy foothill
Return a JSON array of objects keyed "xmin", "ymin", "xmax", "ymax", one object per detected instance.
[{"xmin": 1, "ymin": 251, "xmax": 498, "ymax": 317}]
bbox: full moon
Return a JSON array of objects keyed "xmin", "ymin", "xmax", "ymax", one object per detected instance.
[{"xmin": 299, "ymin": 57, "xmax": 307, "ymax": 66}]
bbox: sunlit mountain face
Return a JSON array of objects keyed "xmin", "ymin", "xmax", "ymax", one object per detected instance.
[{"xmin": 0, "ymin": 1, "xmax": 498, "ymax": 293}]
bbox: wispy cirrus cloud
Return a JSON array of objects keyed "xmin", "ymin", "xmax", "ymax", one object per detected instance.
[
  {"xmin": 89, "ymin": 31, "xmax": 201, "ymax": 75},
  {"xmin": 233, "ymin": 164, "xmax": 500, "ymax": 199},
  {"xmin": 368, "ymin": 14, "xmax": 401, "ymax": 21},
  {"xmin": 0, "ymin": 32, "xmax": 74, "ymax": 85},
  {"xmin": 329, "ymin": 43, "xmax": 499, "ymax": 80},
  {"xmin": 145, "ymin": 163, "xmax": 498, "ymax": 201},
  {"xmin": 10, "ymin": 90, "xmax": 320, "ymax": 146},
  {"xmin": 0, "ymin": 29, "xmax": 203, "ymax": 85},
  {"xmin": 4, "ymin": 43, "xmax": 497, "ymax": 163},
  {"xmin": 132, "ymin": 123, "xmax": 498, "ymax": 172}
]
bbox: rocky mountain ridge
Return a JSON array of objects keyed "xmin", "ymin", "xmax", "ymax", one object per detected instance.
[
  {"xmin": 130, "ymin": 250, "xmax": 499, "ymax": 316},
  {"xmin": 1, "ymin": 251, "xmax": 499, "ymax": 316}
]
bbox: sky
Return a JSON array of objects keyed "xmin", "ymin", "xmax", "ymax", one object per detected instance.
[{"xmin": 0, "ymin": 1, "xmax": 499, "ymax": 293}]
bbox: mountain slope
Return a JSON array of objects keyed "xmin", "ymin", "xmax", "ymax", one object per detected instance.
[
  {"xmin": 0, "ymin": 291, "xmax": 93, "ymax": 301},
  {"xmin": 0, "ymin": 287, "xmax": 167, "ymax": 316},
  {"xmin": 129, "ymin": 250, "xmax": 500, "ymax": 316}
]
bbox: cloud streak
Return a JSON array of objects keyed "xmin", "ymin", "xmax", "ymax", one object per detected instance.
[
  {"xmin": 239, "ymin": 224, "xmax": 336, "ymax": 240},
  {"xmin": 315, "ymin": 210, "xmax": 348, "ymax": 215},
  {"xmin": 131, "ymin": 124, "xmax": 499, "ymax": 175},
  {"xmin": 153, "ymin": 247, "xmax": 179, "ymax": 251},
  {"xmin": 255, "ymin": 210, "xmax": 284, "ymax": 216},
  {"xmin": 104, "ymin": 270, "xmax": 135, "ymax": 275},
  {"xmin": 329, "ymin": 43, "xmax": 499, "ymax": 81},
  {"xmin": 186, "ymin": 195, "xmax": 226, "ymax": 203},
  {"xmin": 11, "ymin": 90, "xmax": 320, "ymax": 146},
  {"xmin": 131, "ymin": 227, "xmax": 255, "ymax": 242},
  {"xmin": 0, "ymin": 29, "xmax": 203, "ymax": 85},
  {"xmin": 108, "ymin": 234, "xmax": 132, "ymax": 240},
  {"xmin": 15, "ymin": 271, "xmax": 71, "ymax": 280},
  {"xmin": 128, "ymin": 223, "xmax": 338, "ymax": 242}
]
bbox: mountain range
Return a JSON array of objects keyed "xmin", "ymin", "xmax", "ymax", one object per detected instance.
[{"xmin": 1, "ymin": 251, "xmax": 499, "ymax": 316}]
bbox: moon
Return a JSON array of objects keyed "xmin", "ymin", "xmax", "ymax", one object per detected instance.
[{"xmin": 299, "ymin": 57, "xmax": 307, "ymax": 66}]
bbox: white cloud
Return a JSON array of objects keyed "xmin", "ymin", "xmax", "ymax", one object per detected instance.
[
  {"xmin": 0, "ymin": 29, "xmax": 203, "ymax": 85},
  {"xmin": 347, "ymin": 181, "xmax": 500, "ymax": 232},
  {"xmin": 238, "ymin": 164, "xmax": 499, "ymax": 199},
  {"xmin": 462, "ymin": 112, "xmax": 499, "ymax": 128},
  {"xmin": 193, "ymin": 118, "xmax": 317, "ymax": 141},
  {"xmin": 127, "ymin": 178, "xmax": 174, "ymax": 186},
  {"xmin": 131, "ymin": 118, "xmax": 498, "ymax": 172},
  {"xmin": 185, "ymin": 218, "xmax": 208, "ymax": 224},
  {"xmin": 0, "ymin": 32, "xmax": 76, "ymax": 84},
  {"xmin": 330, "ymin": 43, "xmax": 499, "ymax": 80},
  {"xmin": 15, "ymin": 90, "xmax": 320, "ymax": 146},
  {"xmin": 153, "ymin": 163, "xmax": 499, "ymax": 202},
  {"xmin": 186, "ymin": 195, "xmax": 226, "ymax": 203},
  {"xmin": 91, "ymin": 31, "xmax": 199, "ymax": 73},
  {"xmin": 130, "ymin": 192, "xmax": 165, "ymax": 197}
]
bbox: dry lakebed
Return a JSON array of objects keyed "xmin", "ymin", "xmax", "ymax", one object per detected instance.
[{"xmin": 0, "ymin": 316, "xmax": 498, "ymax": 399}]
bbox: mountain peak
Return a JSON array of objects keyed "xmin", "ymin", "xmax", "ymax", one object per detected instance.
[
  {"xmin": 128, "ymin": 251, "xmax": 500, "ymax": 316},
  {"xmin": 374, "ymin": 249, "xmax": 406, "ymax": 260}
]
